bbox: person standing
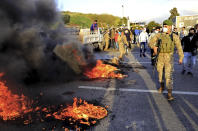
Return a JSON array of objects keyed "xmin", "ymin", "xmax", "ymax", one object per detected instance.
[
  {"xmin": 180, "ymin": 27, "xmax": 187, "ymax": 40},
  {"xmin": 173, "ymin": 27, "xmax": 179, "ymax": 35},
  {"xmin": 104, "ymin": 30, "xmax": 110, "ymax": 51},
  {"xmin": 110, "ymin": 28, "xmax": 116, "ymax": 49},
  {"xmin": 114, "ymin": 30, "xmax": 119, "ymax": 50},
  {"xmin": 130, "ymin": 27, "xmax": 135, "ymax": 44},
  {"xmin": 135, "ymin": 27, "xmax": 140, "ymax": 45},
  {"xmin": 195, "ymin": 24, "xmax": 198, "ymax": 35},
  {"xmin": 139, "ymin": 28, "xmax": 149, "ymax": 57},
  {"xmin": 118, "ymin": 30, "xmax": 128, "ymax": 61},
  {"xmin": 181, "ymin": 28, "xmax": 198, "ymax": 76},
  {"xmin": 90, "ymin": 20, "xmax": 98, "ymax": 34},
  {"xmin": 124, "ymin": 29, "xmax": 132, "ymax": 49},
  {"xmin": 149, "ymin": 23, "xmax": 184, "ymax": 101}
]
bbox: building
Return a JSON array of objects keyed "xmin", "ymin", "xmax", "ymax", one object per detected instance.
[
  {"xmin": 130, "ymin": 22, "xmax": 146, "ymax": 27},
  {"xmin": 173, "ymin": 15, "xmax": 198, "ymax": 32}
]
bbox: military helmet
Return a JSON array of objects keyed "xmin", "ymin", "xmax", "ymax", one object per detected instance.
[{"xmin": 163, "ymin": 20, "xmax": 173, "ymax": 26}]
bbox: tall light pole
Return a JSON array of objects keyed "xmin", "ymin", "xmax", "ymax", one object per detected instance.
[{"xmin": 122, "ymin": 5, "xmax": 124, "ymax": 25}]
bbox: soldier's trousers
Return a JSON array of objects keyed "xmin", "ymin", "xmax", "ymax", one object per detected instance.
[
  {"xmin": 104, "ymin": 40, "xmax": 109, "ymax": 50},
  {"xmin": 119, "ymin": 43, "xmax": 125, "ymax": 60},
  {"xmin": 156, "ymin": 53, "xmax": 174, "ymax": 89}
]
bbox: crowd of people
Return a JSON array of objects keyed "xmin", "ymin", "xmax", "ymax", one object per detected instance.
[{"xmin": 90, "ymin": 20, "xmax": 198, "ymax": 101}]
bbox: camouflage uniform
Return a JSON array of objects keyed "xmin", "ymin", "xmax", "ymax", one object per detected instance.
[
  {"xmin": 118, "ymin": 34, "xmax": 128, "ymax": 60},
  {"xmin": 104, "ymin": 32, "xmax": 110, "ymax": 50},
  {"xmin": 149, "ymin": 33, "xmax": 184, "ymax": 89}
]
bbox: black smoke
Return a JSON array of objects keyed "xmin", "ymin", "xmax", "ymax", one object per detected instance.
[{"xmin": 0, "ymin": 0, "xmax": 94, "ymax": 84}]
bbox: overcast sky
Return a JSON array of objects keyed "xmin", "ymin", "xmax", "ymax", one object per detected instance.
[{"xmin": 56, "ymin": 0, "xmax": 198, "ymax": 23}]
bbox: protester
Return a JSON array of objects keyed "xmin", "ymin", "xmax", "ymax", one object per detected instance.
[
  {"xmin": 135, "ymin": 27, "xmax": 140, "ymax": 44},
  {"xmin": 195, "ymin": 24, "xmax": 198, "ymax": 32},
  {"xmin": 181, "ymin": 28, "xmax": 198, "ymax": 76},
  {"xmin": 173, "ymin": 27, "xmax": 179, "ymax": 35},
  {"xmin": 114, "ymin": 30, "xmax": 119, "ymax": 50},
  {"xmin": 139, "ymin": 28, "xmax": 149, "ymax": 57},
  {"xmin": 90, "ymin": 20, "xmax": 98, "ymax": 33},
  {"xmin": 110, "ymin": 28, "xmax": 116, "ymax": 49},
  {"xmin": 124, "ymin": 29, "xmax": 132, "ymax": 49},
  {"xmin": 180, "ymin": 27, "xmax": 187, "ymax": 40},
  {"xmin": 130, "ymin": 27, "xmax": 135, "ymax": 44},
  {"xmin": 149, "ymin": 22, "xmax": 184, "ymax": 101}
]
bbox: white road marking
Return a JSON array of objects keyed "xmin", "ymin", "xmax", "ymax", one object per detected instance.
[
  {"xmin": 79, "ymin": 86, "xmax": 198, "ymax": 96},
  {"xmin": 122, "ymin": 62, "xmax": 151, "ymax": 64},
  {"xmin": 145, "ymin": 53, "xmax": 151, "ymax": 59},
  {"xmin": 122, "ymin": 61, "xmax": 182, "ymax": 65}
]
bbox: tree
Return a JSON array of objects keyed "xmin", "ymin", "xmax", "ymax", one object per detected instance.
[
  {"xmin": 146, "ymin": 21, "xmax": 161, "ymax": 33},
  {"xmin": 169, "ymin": 7, "xmax": 180, "ymax": 21},
  {"xmin": 163, "ymin": 19, "xmax": 173, "ymax": 26},
  {"xmin": 118, "ymin": 17, "xmax": 127, "ymax": 26}
]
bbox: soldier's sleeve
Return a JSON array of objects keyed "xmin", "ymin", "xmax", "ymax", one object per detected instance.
[
  {"xmin": 148, "ymin": 34, "xmax": 159, "ymax": 49},
  {"xmin": 173, "ymin": 34, "xmax": 184, "ymax": 61}
]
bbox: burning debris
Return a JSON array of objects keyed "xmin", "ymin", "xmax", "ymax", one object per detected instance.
[
  {"xmin": 84, "ymin": 60, "xmax": 127, "ymax": 79},
  {"xmin": 52, "ymin": 98, "xmax": 107, "ymax": 126},
  {"xmin": 0, "ymin": 77, "xmax": 33, "ymax": 121},
  {"xmin": 0, "ymin": 74, "xmax": 107, "ymax": 130},
  {"xmin": 0, "ymin": 0, "xmax": 116, "ymax": 129}
]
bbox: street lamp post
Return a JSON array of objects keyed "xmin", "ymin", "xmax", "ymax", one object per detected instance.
[{"xmin": 122, "ymin": 5, "xmax": 124, "ymax": 25}]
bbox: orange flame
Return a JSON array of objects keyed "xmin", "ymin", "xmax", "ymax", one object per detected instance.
[
  {"xmin": 84, "ymin": 60, "xmax": 125, "ymax": 79},
  {"xmin": 0, "ymin": 74, "xmax": 32, "ymax": 121},
  {"xmin": 52, "ymin": 98, "xmax": 107, "ymax": 126},
  {"xmin": 72, "ymin": 49, "xmax": 86, "ymax": 66},
  {"xmin": 0, "ymin": 73, "xmax": 4, "ymax": 77},
  {"xmin": 0, "ymin": 73, "xmax": 107, "ymax": 127}
]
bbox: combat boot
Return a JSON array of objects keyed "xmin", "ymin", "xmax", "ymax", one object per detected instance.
[
  {"xmin": 167, "ymin": 89, "xmax": 174, "ymax": 101},
  {"xmin": 158, "ymin": 82, "xmax": 165, "ymax": 93}
]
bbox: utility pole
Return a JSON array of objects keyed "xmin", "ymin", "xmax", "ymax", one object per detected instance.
[
  {"xmin": 122, "ymin": 5, "xmax": 124, "ymax": 26},
  {"xmin": 127, "ymin": 16, "xmax": 130, "ymax": 29}
]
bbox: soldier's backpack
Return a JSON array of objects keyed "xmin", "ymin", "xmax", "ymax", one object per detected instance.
[{"xmin": 158, "ymin": 33, "xmax": 174, "ymax": 53}]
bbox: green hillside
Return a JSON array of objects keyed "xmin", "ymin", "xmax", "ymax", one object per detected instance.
[{"xmin": 61, "ymin": 11, "xmax": 123, "ymax": 28}]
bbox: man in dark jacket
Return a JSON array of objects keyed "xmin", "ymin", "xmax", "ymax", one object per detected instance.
[
  {"xmin": 124, "ymin": 29, "xmax": 132, "ymax": 49},
  {"xmin": 181, "ymin": 28, "xmax": 198, "ymax": 76},
  {"xmin": 90, "ymin": 20, "xmax": 98, "ymax": 33}
]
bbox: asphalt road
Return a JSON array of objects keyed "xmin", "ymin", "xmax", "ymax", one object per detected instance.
[{"xmin": 1, "ymin": 46, "xmax": 198, "ymax": 131}]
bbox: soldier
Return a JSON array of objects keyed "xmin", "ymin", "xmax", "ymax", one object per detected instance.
[
  {"xmin": 110, "ymin": 28, "xmax": 116, "ymax": 49},
  {"xmin": 118, "ymin": 30, "xmax": 129, "ymax": 60},
  {"xmin": 104, "ymin": 30, "xmax": 110, "ymax": 51},
  {"xmin": 149, "ymin": 22, "xmax": 184, "ymax": 101}
]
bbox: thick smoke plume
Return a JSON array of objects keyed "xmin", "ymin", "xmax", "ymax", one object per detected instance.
[{"xmin": 0, "ymin": 0, "xmax": 94, "ymax": 84}]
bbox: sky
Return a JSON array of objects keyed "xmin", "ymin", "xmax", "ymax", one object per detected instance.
[{"xmin": 56, "ymin": 0, "xmax": 198, "ymax": 23}]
